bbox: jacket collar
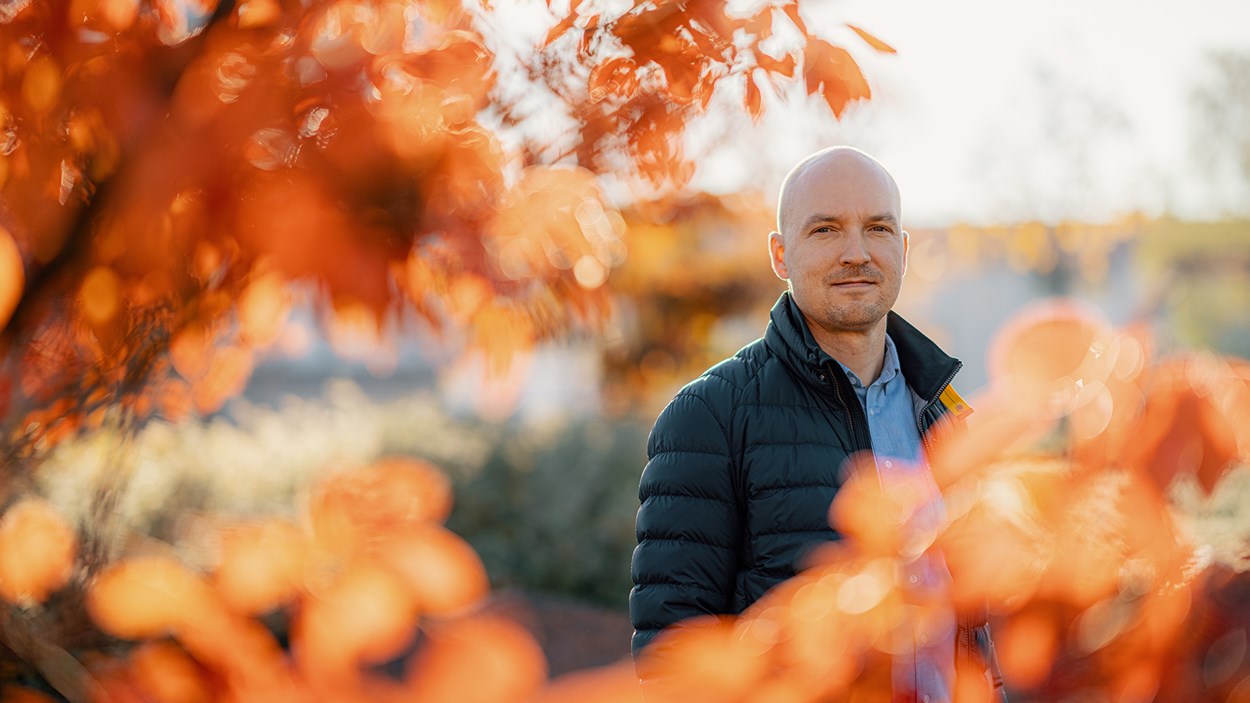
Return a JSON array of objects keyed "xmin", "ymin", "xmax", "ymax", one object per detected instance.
[{"xmin": 762, "ymin": 292, "xmax": 962, "ymax": 404}]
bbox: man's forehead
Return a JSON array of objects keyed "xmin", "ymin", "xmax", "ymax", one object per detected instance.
[
  {"xmin": 776, "ymin": 149, "xmax": 901, "ymax": 233},
  {"xmin": 790, "ymin": 155, "xmax": 898, "ymax": 199}
]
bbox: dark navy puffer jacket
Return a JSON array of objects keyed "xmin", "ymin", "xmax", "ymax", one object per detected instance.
[{"xmin": 630, "ymin": 292, "xmax": 1005, "ymax": 698}]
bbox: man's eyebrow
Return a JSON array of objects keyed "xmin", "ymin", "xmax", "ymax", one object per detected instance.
[
  {"xmin": 799, "ymin": 214, "xmax": 843, "ymax": 230},
  {"xmin": 798, "ymin": 213, "xmax": 899, "ymax": 229}
]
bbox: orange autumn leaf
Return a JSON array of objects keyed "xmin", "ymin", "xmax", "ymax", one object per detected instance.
[
  {"xmin": 1125, "ymin": 358, "xmax": 1246, "ymax": 495},
  {"xmin": 213, "ymin": 519, "xmax": 309, "ymax": 615},
  {"xmin": 637, "ymin": 617, "xmax": 769, "ymax": 701},
  {"xmin": 756, "ymin": 50, "xmax": 796, "ymax": 78},
  {"xmin": 781, "ymin": 2, "xmax": 808, "ymax": 35},
  {"xmin": 87, "ymin": 662, "xmax": 149, "ymax": 703},
  {"xmin": 938, "ymin": 499, "xmax": 1044, "ymax": 611},
  {"xmin": 744, "ymin": 7, "xmax": 773, "ymax": 39},
  {"xmin": 407, "ymin": 616, "xmax": 547, "ymax": 703},
  {"xmin": 0, "ymin": 226, "xmax": 23, "ymax": 331},
  {"xmin": 174, "ymin": 613, "xmax": 288, "ymax": 688},
  {"xmin": 88, "ymin": 556, "xmax": 221, "ymax": 639},
  {"xmin": 542, "ymin": 12, "xmax": 578, "ymax": 48},
  {"xmin": 379, "ymin": 525, "xmax": 489, "ymax": 616},
  {"xmin": 997, "ymin": 608, "xmax": 1059, "ymax": 689},
  {"xmin": 953, "ymin": 659, "xmax": 995, "ymax": 703},
  {"xmin": 846, "ymin": 24, "xmax": 897, "ymax": 54},
  {"xmin": 237, "ymin": 272, "xmax": 290, "ymax": 346},
  {"xmin": 308, "ymin": 458, "xmax": 455, "ymax": 554},
  {"xmin": 531, "ymin": 664, "xmax": 642, "ymax": 703},
  {"xmin": 127, "ymin": 641, "xmax": 212, "ymax": 703},
  {"xmin": 803, "ymin": 38, "xmax": 871, "ymax": 117},
  {"xmin": 0, "ymin": 499, "xmax": 77, "ymax": 605},
  {"xmin": 927, "ymin": 393, "xmax": 1059, "ymax": 488},
  {"xmin": 295, "ymin": 562, "xmax": 418, "ymax": 681},
  {"xmin": 827, "ymin": 456, "xmax": 919, "ymax": 555},
  {"xmin": 988, "ymin": 301, "xmax": 1110, "ymax": 385},
  {"xmin": 745, "ymin": 70, "xmax": 763, "ymax": 121}
]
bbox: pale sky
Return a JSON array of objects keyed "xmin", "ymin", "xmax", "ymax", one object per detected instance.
[
  {"xmin": 692, "ymin": 0, "xmax": 1250, "ymax": 226},
  {"xmin": 485, "ymin": 0, "xmax": 1250, "ymax": 225}
]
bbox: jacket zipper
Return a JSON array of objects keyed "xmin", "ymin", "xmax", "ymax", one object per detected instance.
[
  {"xmin": 958, "ymin": 612, "xmax": 976, "ymax": 674},
  {"xmin": 915, "ymin": 364, "xmax": 961, "ymax": 456},
  {"xmin": 825, "ymin": 362, "xmax": 869, "ymax": 452}
]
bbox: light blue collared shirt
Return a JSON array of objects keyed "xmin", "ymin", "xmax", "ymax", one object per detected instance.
[{"xmin": 838, "ymin": 334, "xmax": 954, "ymax": 703}]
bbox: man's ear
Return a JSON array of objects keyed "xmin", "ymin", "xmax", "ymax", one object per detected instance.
[
  {"xmin": 769, "ymin": 231, "xmax": 788, "ymax": 280},
  {"xmin": 901, "ymin": 230, "xmax": 910, "ymax": 276}
]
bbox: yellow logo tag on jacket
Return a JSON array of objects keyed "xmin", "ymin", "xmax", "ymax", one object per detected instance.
[{"xmin": 939, "ymin": 385, "xmax": 974, "ymax": 419}]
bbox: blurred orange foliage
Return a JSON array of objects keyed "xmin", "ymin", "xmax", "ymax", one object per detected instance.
[
  {"xmin": 72, "ymin": 457, "xmax": 499, "ymax": 701},
  {"xmin": 0, "ymin": 0, "xmax": 881, "ymax": 466}
]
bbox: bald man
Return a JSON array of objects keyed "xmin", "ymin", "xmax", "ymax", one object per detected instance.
[{"xmin": 630, "ymin": 148, "xmax": 1006, "ymax": 702}]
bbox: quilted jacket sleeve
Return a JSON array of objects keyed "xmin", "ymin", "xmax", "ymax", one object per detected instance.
[{"xmin": 629, "ymin": 384, "xmax": 741, "ymax": 661}]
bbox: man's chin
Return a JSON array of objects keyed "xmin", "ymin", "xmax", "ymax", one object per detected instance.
[{"xmin": 818, "ymin": 306, "xmax": 887, "ymax": 332}]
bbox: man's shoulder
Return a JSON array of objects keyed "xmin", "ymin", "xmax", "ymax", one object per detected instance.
[
  {"xmin": 649, "ymin": 338, "xmax": 773, "ymax": 449},
  {"xmin": 671, "ymin": 337, "xmax": 773, "ymax": 407}
]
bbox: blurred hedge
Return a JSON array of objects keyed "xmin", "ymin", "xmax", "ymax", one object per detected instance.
[
  {"xmin": 37, "ymin": 379, "xmax": 647, "ymax": 610},
  {"xmin": 442, "ymin": 418, "xmax": 647, "ymax": 609}
]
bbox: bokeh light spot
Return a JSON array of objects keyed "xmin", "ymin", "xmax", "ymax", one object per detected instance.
[
  {"xmin": 0, "ymin": 226, "xmax": 24, "ymax": 331},
  {"xmin": 0, "ymin": 499, "xmax": 77, "ymax": 605}
]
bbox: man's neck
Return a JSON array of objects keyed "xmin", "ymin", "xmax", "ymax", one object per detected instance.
[{"xmin": 806, "ymin": 316, "xmax": 889, "ymax": 385}]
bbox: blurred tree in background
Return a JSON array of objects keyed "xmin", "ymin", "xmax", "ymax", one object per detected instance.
[
  {"xmin": 603, "ymin": 192, "xmax": 782, "ymax": 414},
  {"xmin": 1192, "ymin": 50, "xmax": 1250, "ymax": 208}
]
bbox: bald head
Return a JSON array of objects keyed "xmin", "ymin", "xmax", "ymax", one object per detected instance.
[
  {"xmin": 775, "ymin": 147, "xmax": 901, "ymax": 239},
  {"xmin": 767, "ymin": 145, "xmax": 909, "ymax": 345}
]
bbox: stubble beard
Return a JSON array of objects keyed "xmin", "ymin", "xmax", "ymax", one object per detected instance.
[
  {"xmin": 817, "ymin": 296, "xmax": 888, "ymax": 333},
  {"xmin": 809, "ymin": 268, "xmax": 898, "ymax": 333}
]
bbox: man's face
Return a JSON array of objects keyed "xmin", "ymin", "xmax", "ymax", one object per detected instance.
[{"xmin": 769, "ymin": 153, "xmax": 908, "ymax": 335}]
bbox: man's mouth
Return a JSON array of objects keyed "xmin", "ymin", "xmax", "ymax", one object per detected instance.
[{"xmin": 833, "ymin": 279, "xmax": 876, "ymax": 287}]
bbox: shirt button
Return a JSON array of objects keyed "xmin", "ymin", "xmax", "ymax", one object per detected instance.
[
  {"xmin": 883, "ymin": 460, "xmax": 893, "ymax": 469},
  {"xmin": 923, "ymin": 696, "xmax": 931, "ymax": 703},
  {"xmin": 909, "ymin": 575, "xmax": 919, "ymax": 584}
]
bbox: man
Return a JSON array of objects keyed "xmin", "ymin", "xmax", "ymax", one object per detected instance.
[{"xmin": 629, "ymin": 147, "xmax": 1006, "ymax": 702}]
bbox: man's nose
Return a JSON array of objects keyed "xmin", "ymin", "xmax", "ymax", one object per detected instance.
[{"xmin": 838, "ymin": 232, "xmax": 871, "ymax": 265}]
